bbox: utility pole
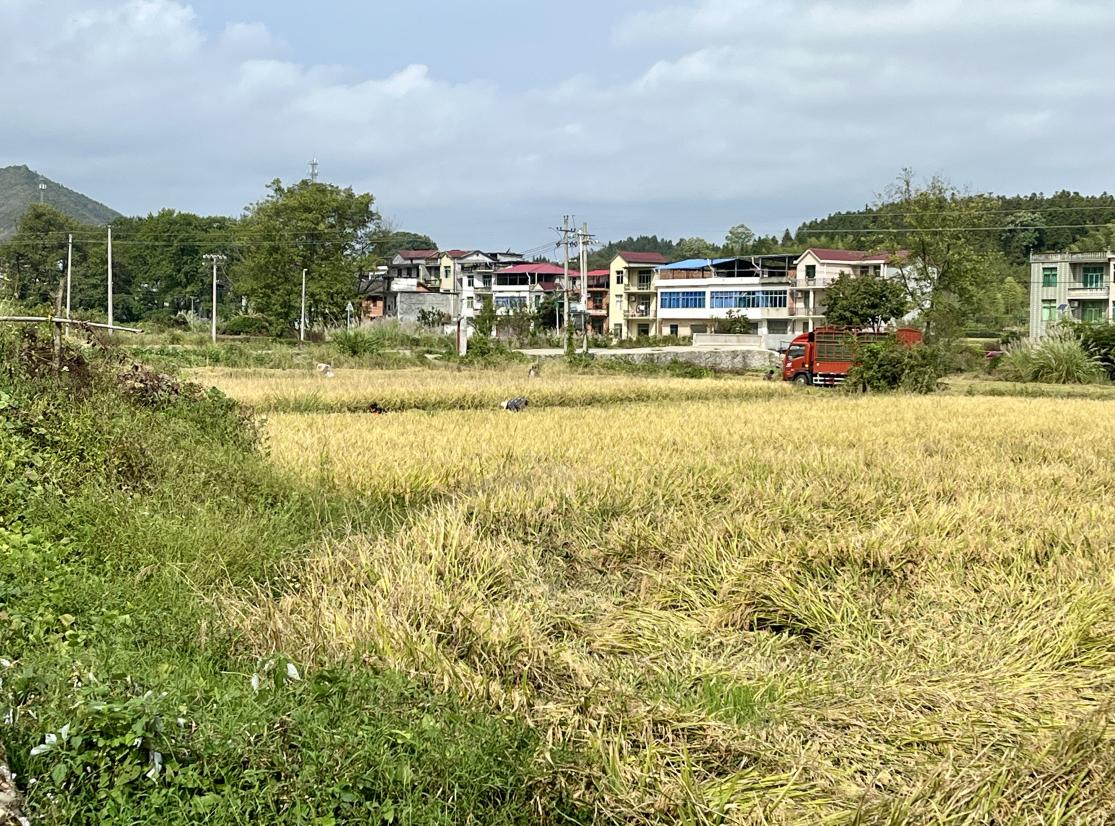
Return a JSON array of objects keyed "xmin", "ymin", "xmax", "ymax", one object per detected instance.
[
  {"xmin": 65, "ymin": 234, "xmax": 73, "ymax": 318},
  {"xmin": 578, "ymin": 222, "xmax": 594, "ymax": 354},
  {"xmin": 557, "ymin": 214, "xmax": 575, "ymax": 343},
  {"xmin": 300, "ymin": 268, "xmax": 308, "ymax": 343},
  {"xmin": 107, "ymin": 225, "xmax": 113, "ymax": 331},
  {"xmin": 203, "ymin": 254, "xmax": 227, "ymax": 344}
]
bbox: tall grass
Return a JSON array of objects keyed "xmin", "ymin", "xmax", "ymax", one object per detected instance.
[
  {"xmin": 998, "ymin": 329, "xmax": 1107, "ymax": 384},
  {"xmin": 229, "ymin": 394, "xmax": 1115, "ymax": 823}
]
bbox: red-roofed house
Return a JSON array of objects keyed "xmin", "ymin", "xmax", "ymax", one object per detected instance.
[
  {"xmin": 492, "ymin": 262, "xmax": 567, "ymax": 314},
  {"xmin": 608, "ymin": 251, "xmax": 669, "ymax": 339}
]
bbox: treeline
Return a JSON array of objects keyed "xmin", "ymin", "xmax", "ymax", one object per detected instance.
[
  {"xmin": 795, "ymin": 189, "xmax": 1115, "ymax": 263},
  {"xmin": 0, "ymin": 178, "xmax": 434, "ymax": 329},
  {"xmin": 588, "ymin": 224, "xmax": 796, "ymax": 270}
]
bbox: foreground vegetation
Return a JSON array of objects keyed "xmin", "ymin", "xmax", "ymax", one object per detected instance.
[
  {"xmin": 0, "ymin": 330, "xmax": 584, "ymax": 823},
  {"xmin": 6, "ymin": 333, "xmax": 1115, "ymax": 823}
]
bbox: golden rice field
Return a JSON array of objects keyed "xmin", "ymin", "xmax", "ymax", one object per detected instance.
[
  {"xmin": 191, "ymin": 364, "xmax": 787, "ymax": 411},
  {"xmin": 214, "ymin": 370, "xmax": 1115, "ymax": 824}
]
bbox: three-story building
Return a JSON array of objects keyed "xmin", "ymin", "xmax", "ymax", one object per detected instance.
[{"xmin": 1029, "ymin": 251, "xmax": 1115, "ymax": 336}]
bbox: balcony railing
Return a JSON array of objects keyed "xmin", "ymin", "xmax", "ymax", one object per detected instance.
[{"xmin": 625, "ymin": 307, "xmax": 654, "ymax": 318}]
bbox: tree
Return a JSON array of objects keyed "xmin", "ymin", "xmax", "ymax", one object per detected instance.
[
  {"xmin": 723, "ymin": 223, "xmax": 755, "ymax": 254},
  {"xmin": 0, "ymin": 205, "xmax": 72, "ymax": 305},
  {"xmin": 780, "ymin": 229, "xmax": 795, "ymax": 248},
  {"xmin": 822, "ymin": 271, "xmax": 909, "ymax": 333},
  {"xmin": 674, "ymin": 237, "xmax": 719, "ymax": 259},
  {"xmin": 877, "ymin": 171, "xmax": 998, "ymax": 340},
  {"xmin": 372, "ymin": 228, "xmax": 437, "ymax": 265},
  {"xmin": 237, "ymin": 179, "xmax": 379, "ymax": 329}
]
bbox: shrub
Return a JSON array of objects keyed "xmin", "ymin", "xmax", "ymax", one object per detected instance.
[
  {"xmin": 142, "ymin": 310, "xmax": 189, "ymax": 331},
  {"xmin": 846, "ymin": 338, "xmax": 943, "ymax": 393},
  {"xmin": 998, "ymin": 331, "xmax": 1106, "ymax": 384},
  {"xmin": 220, "ymin": 314, "xmax": 281, "ymax": 337},
  {"xmin": 1075, "ymin": 323, "xmax": 1115, "ymax": 379},
  {"xmin": 416, "ymin": 308, "xmax": 451, "ymax": 328},
  {"xmin": 331, "ymin": 328, "xmax": 383, "ymax": 357}
]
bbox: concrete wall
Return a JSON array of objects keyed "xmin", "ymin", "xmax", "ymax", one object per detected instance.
[
  {"xmin": 592, "ymin": 348, "xmax": 779, "ymax": 371},
  {"xmin": 391, "ymin": 291, "xmax": 456, "ymax": 323}
]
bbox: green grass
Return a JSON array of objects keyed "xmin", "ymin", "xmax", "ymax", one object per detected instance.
[{"xmin": 0, "ymin": 327, "xmax": 587, "ymax": 824}]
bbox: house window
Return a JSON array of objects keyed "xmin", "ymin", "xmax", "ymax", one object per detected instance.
[
  {"xmin": 443, "ymin": 266, "xmax": 451, "ymax": 279},
  {"xmin": 465, "ymin": 298, "xmax": 474, "ymax": 310},
  {"xmin": 637, "ymin": 324, "xmax": 650, "ymax": 337},
  {"xmin": 1041, "ymin": 299, "xmax": 1056, "ymax": 321},
  {"xmin": 710, "ymin": 290, "xmax": 788, "ymax": 309},
  {"xmin": 669, "ymin": 324, "xmax": 679, "ymax": 337},
  {"xmin": 616, "ymin": 274, "xmax": 624, "ymax": 285},
  {"xmin": 637, "ymin": 275, "xmax": 653, "ymax": 290},
  {"xmin": 1081, "ymin": 265, "xmax": 1104, "ymax": 289},
  {"xmin": 1080, "ymin": 300, "xmax": 1106, "ymax": 323},
  {"xmin": 467, "ymin": 275, "xmax": 474, "ymax": 287},
  {"xmin": 691, "ymin": 324, "xmax": 708, "ymax": 334},
  {"xmin": 660, "ymin": 290, "xmax": 706, "ymax": 309},
  {"xmin": 805, "ymin": 265, "xmax": 817, "ymax": 280},
  {"xmin": 1042, "ymin": 267, "xmax": 1057, "ymax": 288}
]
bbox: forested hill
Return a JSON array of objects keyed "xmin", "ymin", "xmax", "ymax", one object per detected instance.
[
  {"xmin": 0, "ymin": 165, "xmax": 120, "ymax": 239},
  {"xmin": 795, "ymin": 191, "xmax": 1115, "ymax": 263}
]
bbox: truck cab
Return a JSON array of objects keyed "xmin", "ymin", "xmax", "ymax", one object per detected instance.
[{"xmin": 782, "ymin": 335, "xmax": 811, "ymax": 385}]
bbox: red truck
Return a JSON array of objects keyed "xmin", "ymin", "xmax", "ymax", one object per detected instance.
[{"xmin": 782, "ymin": 327, "xmax": 923, "ymax": 386}]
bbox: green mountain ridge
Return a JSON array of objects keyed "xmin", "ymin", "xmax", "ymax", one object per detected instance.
[{"xmin": 0, "ymin": 164, "xmax": 120, "ymax": 239}]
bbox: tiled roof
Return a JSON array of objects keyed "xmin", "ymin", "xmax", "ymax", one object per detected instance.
[
  {"xmin": 496, "ymin": 263, "xmax": 568, "ymax": 276},
  {"xmin": 803, "ymin": 248, "xmax": 891, "ymax": 263},
  {"xmin": 618, "ymin": 251, "xmax": 668, "ymax": 265},
  {"xmin": 397, "ymin": 249, "xmax": 438, "ymax": 260}
]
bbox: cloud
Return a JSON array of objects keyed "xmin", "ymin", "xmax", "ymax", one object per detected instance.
[{"xmin": 1, "ymin": 0, "xmax": 1114, "ymax": 247}]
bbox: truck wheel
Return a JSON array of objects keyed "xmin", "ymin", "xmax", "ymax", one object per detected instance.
[{"xmin": 793, "ymin": 373, "xmax": 811, "ymax": 386}]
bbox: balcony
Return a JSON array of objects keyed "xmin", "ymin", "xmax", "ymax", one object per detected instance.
[
  {"xmin": 628, "ymin": 281, "xmax": 655, "ymax": 293},
  {"xmin": 625, "ymin": 306, "xmax": 654, "ymax": 318},
  {"xmin": 1068, "ymin": 282, "xmax": 1109, "ymax": 298}
]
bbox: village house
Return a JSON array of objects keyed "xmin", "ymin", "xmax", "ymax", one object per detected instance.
[
  {"xmin": 606, "ymin": 251, "xmax": 668, "ymax": 339},
  {"xmin": 1029, "ymin": 251, "xmax": 1115, "ymax": 336}
]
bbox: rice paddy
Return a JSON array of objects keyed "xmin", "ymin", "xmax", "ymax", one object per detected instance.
[{"xmin": 214, "ymin": 370, "xmax": 1115, "ymax": 823}]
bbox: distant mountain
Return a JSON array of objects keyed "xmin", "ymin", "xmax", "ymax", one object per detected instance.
[{"xmin": 0, "ymin": 165, "xmax": 120, "ymax": 239}]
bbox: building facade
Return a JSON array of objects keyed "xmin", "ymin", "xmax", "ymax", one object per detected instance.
[
  {"xmin": 653, "ymin": 248, "xmax": 904, "ymax": 342},
  {"xmin": 607, "ymin": 252, "xmax": 667, "ymax": 339},
  {"xmin": 655, "ymin": 255, "xmax": 800, "ymax": 339},
  {"xmin": 1029, "ymin": 251, "xmax": 1115, "ymax": 337}
]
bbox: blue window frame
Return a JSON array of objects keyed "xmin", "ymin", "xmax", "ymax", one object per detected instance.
[
  {"xmin": 710, "ymin": 290, "xmax": 788, "ymax": 309},
  {"xmin": 660, "ymin": 291, "xmax": 706, "ymax": 309}
]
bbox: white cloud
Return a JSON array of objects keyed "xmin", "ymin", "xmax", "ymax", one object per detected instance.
[{"xmin": 1, "ymin": 0, "xmax": 1114, "ymax": 246}]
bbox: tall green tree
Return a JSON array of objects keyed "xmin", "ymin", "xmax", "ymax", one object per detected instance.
[
  {"xmin": 0, "ymin": 205, "xmax": 73, "ymax": 306},
  {"xmin": 822, "ymin": 271, "xmax": 909, "ymax": 332},
  {"xmin": 723, "ymin": 223, "xmax": 755, "ymax": 254},
  {"xmin": 237, "ymin": 179, "xmax": 378, "ymax": 328},
  {"xmin": 877, "ymin": 171, "xmax": 998, "ymax": 340},
  {"xmin": 674, "ymin": 237, "xmax": 720, "ymax": 259}
]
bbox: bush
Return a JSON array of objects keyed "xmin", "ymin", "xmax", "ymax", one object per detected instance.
[
  {"xmin": 1075, "ymin": 323, "xmax": 1115, "ymax": 379},
  {"xmin": 416, "ymin": 308, "xmax": 451, "ymax": 328},
  {"xmin": 845, "ymin": 338, "xmax": 943, "ymax": 394},
  {"xmin": 330, "ymin": 328, "xmax": 384, "ymax": 357},
  {"xmin": 998, "ymin": 330, "xmax": 1106, "ymax": 384},
  {"xmin": 141, "ymin": 310, "xmax": 189, "ymax": 331},
  {"xmin": 220, "ymin": 314, "xmax": 282, "ymax": 337}
]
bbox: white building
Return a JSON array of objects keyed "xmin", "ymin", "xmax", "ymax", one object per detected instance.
[{"xmin": 654, "ymin": 248, "xmax": 906, "ymax": 341}]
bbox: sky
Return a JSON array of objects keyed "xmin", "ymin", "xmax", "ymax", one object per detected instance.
[{"xmin": 2, "ymin": 0, "xmax": 1114, "ymax": 250}]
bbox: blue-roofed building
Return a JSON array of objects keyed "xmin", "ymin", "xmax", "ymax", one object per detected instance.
[{"xmin": 655, "ymin": 254, "xmax": 801, "ymax": 339}]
